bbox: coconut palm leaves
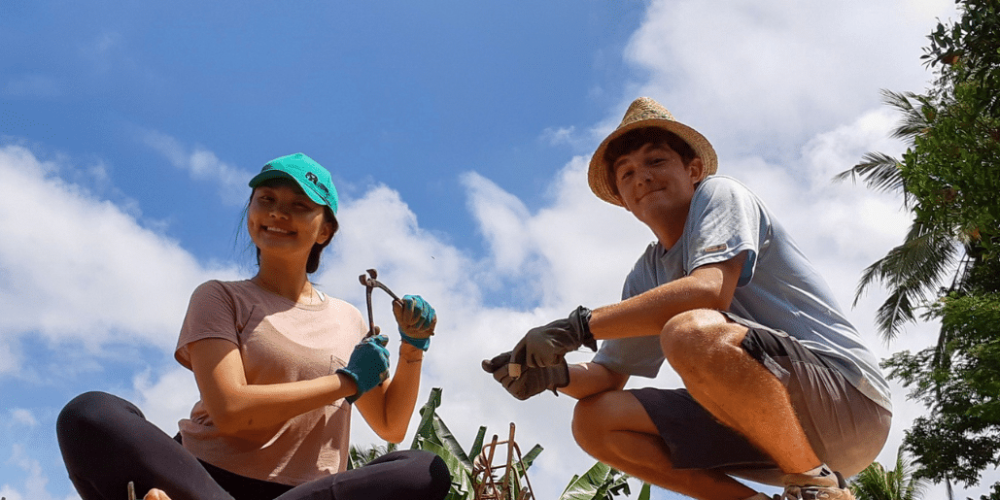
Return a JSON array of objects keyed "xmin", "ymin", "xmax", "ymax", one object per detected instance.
[
  {"xmin": 850, "ymin": 448, "xmax": 928, "ymax": 500},
  {"xmin": 836, "ymin": 89, "xmax": 965, "ymax": 342}
]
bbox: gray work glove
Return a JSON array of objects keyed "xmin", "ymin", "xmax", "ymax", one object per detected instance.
[
  {"xmin": 511, "ymin": 306, "xmax": 597, "ymax": 369},
  {"xmin": 481, "ymin": 351, "xmax": 569, "ymax": 401}
]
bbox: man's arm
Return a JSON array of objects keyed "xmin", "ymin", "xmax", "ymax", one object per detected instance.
[
  {"xmin": 559, "ymin": 362, "xmax": 629, "ymax": 399},
  {"xmin": 589, "ymin": 252, "xmax": 746, "ymax": 340}
]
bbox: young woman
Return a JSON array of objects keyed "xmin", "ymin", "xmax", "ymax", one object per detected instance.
[{"xmin": 57, "ymin": 153, "xmax": 451, "ymax": 500}]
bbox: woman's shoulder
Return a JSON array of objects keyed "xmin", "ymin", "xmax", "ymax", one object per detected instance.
[{"xmin": 190, "ymin": 279, "xmax": 254, "ymax": 299}]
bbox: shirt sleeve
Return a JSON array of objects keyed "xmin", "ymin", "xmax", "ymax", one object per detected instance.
[
  {"xmin": 174, "ymin": 280, "xmax": 242, "ymax": 370},
  {"xmin": 592, "ymin": 247, "xmax": 668, "ymax": 378},
  {"xmin": 683, "ymin": 177, "xmax": 769, "ymax": 287}
]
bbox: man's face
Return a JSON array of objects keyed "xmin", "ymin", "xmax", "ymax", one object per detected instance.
[{"xmin": 612, "ymin": 142, "xmax": 704, "ymax": 233}]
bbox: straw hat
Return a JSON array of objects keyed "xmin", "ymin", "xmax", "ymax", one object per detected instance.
[{"xmin": 588, "ymin": 97, "xmax": 718, "ymax": 206}]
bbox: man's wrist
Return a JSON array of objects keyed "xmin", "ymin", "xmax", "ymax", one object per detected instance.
[{"xmin": 572, "ymin": 306, "xmax": 598, "ymax": 351}]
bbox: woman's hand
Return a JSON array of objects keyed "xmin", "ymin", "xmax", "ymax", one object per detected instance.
[
  {"xmin": 392, "ymin": 295, "xmax": 436, "ymax": 350},
  {"xmin": 337, "ymin": 335, "xmax": 391, "ymax": 403}
]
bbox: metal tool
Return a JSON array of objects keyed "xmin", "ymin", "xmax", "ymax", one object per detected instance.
[{"xmin": 358, "ymin": 268, "xmax": 400, "ymax": 338}]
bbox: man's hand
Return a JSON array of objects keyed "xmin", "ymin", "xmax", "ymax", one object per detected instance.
[
  {"xmin": 337, "ymin": 335, "xmax": 391, "ymax": 403},
  {"xmin": 511, "ymin": 306, "xmax": 597, "ymax": 369},
  {"xmin": 482, "ymin": 351, "xmax": 569, "ymax": 401},
  {"xmin": 393, "ymin": 295, "xmax": 436, "ymax": 351}
]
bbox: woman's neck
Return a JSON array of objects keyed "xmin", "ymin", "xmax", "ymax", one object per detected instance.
[{"xmin": 252, "ymin": 256, "xmax": 315, "ymax": 304}]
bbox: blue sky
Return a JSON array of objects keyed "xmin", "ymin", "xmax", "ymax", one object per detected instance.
[{"xmin": 3, "ymin": 1, "xmax": 993, "ymax": 500}]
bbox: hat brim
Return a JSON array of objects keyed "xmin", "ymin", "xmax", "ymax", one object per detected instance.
[
  {"xmin": 588, "ymin": 118, "xmax": 718, "ymax": 207},
  {"xmin": 248, "ymin": 170, "xmax": 332, "ymax": 210}
]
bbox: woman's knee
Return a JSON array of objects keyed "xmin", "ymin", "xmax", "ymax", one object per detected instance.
[
  {"xmin": 57, "ymin": 391, "xmax": 140, "ymax": 441},
  {"xmin": 371, "ymin": 450, "xmax": 451, "ymax": 499}
]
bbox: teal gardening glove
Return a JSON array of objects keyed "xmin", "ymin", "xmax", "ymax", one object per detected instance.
[
  {"xmin": 392, "ymin": 295, "xmax": 436, "ymax": 351},
  {"xmin": 337, "ymin": 335, "xmax": 390, "ymax": 403}
]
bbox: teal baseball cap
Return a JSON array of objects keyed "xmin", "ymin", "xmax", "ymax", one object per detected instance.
[{"xmin": 249, "ymin": 152, "xmax": 339, "ymax": 214}]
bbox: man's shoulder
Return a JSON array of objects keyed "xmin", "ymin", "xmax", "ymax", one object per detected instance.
[{"xmin": 696, "ymin": 175, "xmax": 755, "ymax": 197}]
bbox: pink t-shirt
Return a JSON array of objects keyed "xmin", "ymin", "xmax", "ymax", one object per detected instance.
[{"xmin": 174, "ymin": 279, "xmax": 366, "ymax": 486}]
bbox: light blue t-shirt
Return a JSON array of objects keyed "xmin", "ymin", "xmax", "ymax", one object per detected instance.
[{"xmin": 593, "ymin": 175, "xmax": 892, "ymax": 411}]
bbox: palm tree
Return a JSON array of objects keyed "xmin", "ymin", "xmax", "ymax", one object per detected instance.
[
  {"xmin": 835, "ymin": 89, "xmax": 967, "ymax": 342},
  {"xmin": 850, "ymin": 447, "xmax": 929, "ymax": 500}
]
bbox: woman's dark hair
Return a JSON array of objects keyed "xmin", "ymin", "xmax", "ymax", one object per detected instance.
[
  {"xmin": 243, "ymin": 179, "xmax": 340, "ymax": 274},
  {"xmin": 602, "ymin": 127, "xmax": 697, "ymax": 198}
]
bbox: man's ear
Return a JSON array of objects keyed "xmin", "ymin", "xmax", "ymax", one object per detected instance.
[{"xmin": 688, "ymin": 157, "xmax": 705, "ymax": 182}]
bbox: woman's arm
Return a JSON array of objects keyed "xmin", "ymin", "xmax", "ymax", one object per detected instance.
[
  {"xmin": 352, "ymin": 342, "xmax": 424, "ymax": 443},
  {"xmin": 187, "ymin": 338, "xmax": 358, "ymax": 436}
]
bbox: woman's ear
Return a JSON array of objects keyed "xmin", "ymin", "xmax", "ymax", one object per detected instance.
[{"xmin": 317, "ymin": 221, "xmax": 335, "ymax": 245}]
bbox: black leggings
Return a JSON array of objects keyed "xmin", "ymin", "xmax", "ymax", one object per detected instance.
[{"xmin": 56, "ymin": 392, "xmax": 451, "ymax": 500}]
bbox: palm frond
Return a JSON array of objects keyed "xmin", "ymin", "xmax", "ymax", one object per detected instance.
[
  {"xmin": 880, "ymin": 89, "xmax": 934, "ymax": 141},
  {"xmin": 853, "ymin": 221, "xmax": 960, "ymax": 341},
  {"xmin": 834, "ymin": 152, "xmax": 906, "ymax": 196},
  {"xmin": 851, "ymin": 447, "xmax": 928, "ymax": 500}
]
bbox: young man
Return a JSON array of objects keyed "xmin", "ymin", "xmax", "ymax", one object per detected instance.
[{"xmin": 483, "ymin": 97, "xmax": 892, "ymax": 500}]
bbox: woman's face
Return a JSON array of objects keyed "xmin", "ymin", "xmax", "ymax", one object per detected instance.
[{"xmin": 247, "ymin": 180, "xmax": 333, "ymax": 261}]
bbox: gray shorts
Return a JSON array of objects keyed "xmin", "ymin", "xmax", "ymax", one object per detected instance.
[{"xmin": 630, "ymin": 312, "xmax": 891, "ymax": 485}]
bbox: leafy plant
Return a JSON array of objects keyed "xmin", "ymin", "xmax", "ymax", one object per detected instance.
[{"xmin": 352, "ymin": 387, "xmax": 649, "ymax": 499}]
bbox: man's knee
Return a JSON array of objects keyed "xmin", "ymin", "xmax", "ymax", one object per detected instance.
[
  {"xmin": 660, "ymin": 309, "xmax": 728, "ymax": 364},
  {"xmin": 571, "ymin": 396, "xmax": 607, "ymax": 453}
]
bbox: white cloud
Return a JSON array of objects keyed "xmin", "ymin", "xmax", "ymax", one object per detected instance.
[
  {"xmin": 9, "ymin": 409, "xmax": 37, "ymax": 428},
  {"xmin": 132, "ymin": 366, "xmax": 201, "ymax": 436},
  {"xmin": 620, "ymin": 0, "xmax": 957, "ymax": 161},
  {"xmin": 1, "ymin": 445, "xmax": 71, "ymax": 500},
  {"xmin": 540, "ymin": 126, "xmax": 581, "ymax": 147},
  {"xmin": 140, "ymin": 129, "xmax": 250, "ymax": 206},
  {"xmin": 4, "ymin": 1, "xmax": 991, "ymax": 499},
  {"xmin": 0, "ymin": 145, "xmax": 237, "ymax": 361}
]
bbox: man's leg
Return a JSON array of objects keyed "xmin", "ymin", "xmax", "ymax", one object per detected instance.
[
  {"xmin": 659, "ymin": 309, "xmax": 820, "ymax": 475},
  {"xmin": 572, "ymin": 390, "xmax": 757, "ymax": 500}
]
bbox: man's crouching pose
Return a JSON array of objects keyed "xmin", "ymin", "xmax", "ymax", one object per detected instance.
[{"xmin": 484, "ymin": 97, "xmax": 892, "ymax": 500}]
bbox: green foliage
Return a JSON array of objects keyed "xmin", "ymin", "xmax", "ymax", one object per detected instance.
[
  {"xmin": 347, "ymin": 441, "xmax": 398, "ymax": 470},
  {"xmin": 883, "ymin": 292, "xmax": 1000, "ymax": 487},
  {"xmin": 557, "ymin": 461, "xmax": 636, "ymax": 500},
  {"xmin": 849, "ymin": 447, "xmax": 928, "ymax": 500},
  {"xmin": 841, "ymin": 0, "xmax": 1000, "ymax": 493},
  {"xmin": 353, "ymin": 387, "xmax": 649, "ymax": 499}
]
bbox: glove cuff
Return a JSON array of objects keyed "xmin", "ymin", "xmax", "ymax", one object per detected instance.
[
  {"xmin": 399, "ymin": 330, "xmax": 431, "ymax": 351},
  {"xmin": 336, "ymin": 368, "xmax": 362, "ymax": 403},
  {"xmin": 571, "ymin": 306, "xmax": 597, "ymax": 351},
  {"xmin": 552, "ymin": 359, "xmax": 570, "ymax": 389}
]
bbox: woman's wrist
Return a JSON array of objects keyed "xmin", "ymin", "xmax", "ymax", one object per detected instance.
[{"xmin": 399, "ymin": 343, "xmax": 424, "ymax": 363}]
